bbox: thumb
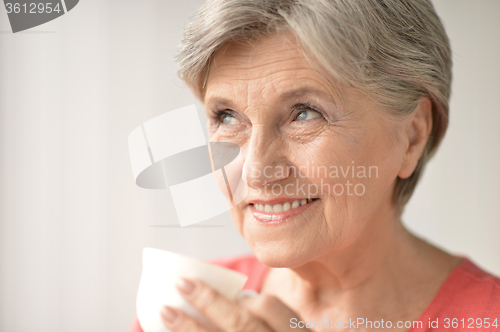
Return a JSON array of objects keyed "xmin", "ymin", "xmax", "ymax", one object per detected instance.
[{"xmin": 239, "ymin": 294, "xmax": 310, "ymax": 331}]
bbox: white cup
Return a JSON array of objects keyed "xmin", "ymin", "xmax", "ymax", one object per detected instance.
[{"xmin": 136, "ymin": 248, "xmax": 248, "ymax": 332}]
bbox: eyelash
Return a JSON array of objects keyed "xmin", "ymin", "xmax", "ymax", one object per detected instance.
[
  {"xmin": 210, "ymin": 103, "xmax": 324, "ymax": 125},
  {"xmin": 210, "ymin": 109, "xmax": 234, "ymax": 124},
  {"xmin": 292, "ymin": 103, "xmax": 322, "ymax": 119}
]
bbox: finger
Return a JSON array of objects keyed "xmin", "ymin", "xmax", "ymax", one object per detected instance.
[
  {"xmin": 176, "ymin": 278, "xmax": 273, "ymax": 332},
  {"xmin": 240, "ymin": 294, "xmax": 310, "ymax": 331},
  {"xmin": 161, "ymin": 306, "xmax": 210, "ymax": 332},
  {"xmin": 236, "ymin": 290, "xmax": 259, "ymax": 301}
]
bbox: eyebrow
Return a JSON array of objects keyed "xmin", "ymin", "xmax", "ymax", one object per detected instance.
[
  {"xmin": 279, "ymin": 87, "xmax": 337, "ymax": 104},
  {"xmin": 205, "ymin": 97, "xmax": 236, "ymax": 110},
  {"xmin": 205, "ymin": 87, "xmax": 339, "ymax": 110}
]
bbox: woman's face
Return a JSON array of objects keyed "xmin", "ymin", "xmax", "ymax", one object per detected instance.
[{"xmin": 204, "ymin": 34, "xmax": 408, "ymax": 267}]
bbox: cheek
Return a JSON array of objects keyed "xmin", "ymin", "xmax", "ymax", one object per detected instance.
[
  {"xmin": 291, "ymin": 127, "xmax": 401, "ymax": 238},
  {"xmin": 229, "ymin": 206, "xmax": 244, "ymax": 234}
]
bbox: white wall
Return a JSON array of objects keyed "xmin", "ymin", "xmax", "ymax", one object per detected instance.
[
  {"xmin": 0, "ymin": 1, "xmax": 498, "ymax": 331},
  {"xmin": 403, "ymin": 0, "xmax": 500, "ymax": 277}
]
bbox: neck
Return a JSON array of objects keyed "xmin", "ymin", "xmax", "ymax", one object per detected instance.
[
  {"xmin": 265, "ymin": 199, "xmax": 461, "ymax": 320},
  {"xmin": 290, "ymin": 198, "xmax": 406, "ymax": 294}
]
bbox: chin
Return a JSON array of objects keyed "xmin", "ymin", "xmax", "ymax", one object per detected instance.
[
  {"xmin": 230, "ymin": 203, "xmax": 336, "ymax": 268},
  {"xmin": 248, "ymin": 238, "xmax": 321, "ymax": 268}
]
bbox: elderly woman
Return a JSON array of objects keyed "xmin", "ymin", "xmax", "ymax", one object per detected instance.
[{"xmin": 130, "ymin": 0, "xmax": 500, "ymax": 331}]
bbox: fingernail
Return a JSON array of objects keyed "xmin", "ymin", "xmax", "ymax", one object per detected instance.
[
  {"xmin": 176, "ymin": 278, "xmax": 196, "ymax": 295},
  {"xmin": 161, "ymin": 306, "xmax": 178, "ymax": 323},
  {"xmin": 237, "ymin": 290, "xmax": 259, "ymax": 301}
]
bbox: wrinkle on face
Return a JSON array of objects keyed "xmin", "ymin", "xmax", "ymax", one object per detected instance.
[{"xmin": 204, "ymin": 33, "xmax": 406, "ymax": 269}]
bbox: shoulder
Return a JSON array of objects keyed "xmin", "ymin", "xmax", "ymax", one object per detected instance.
[
  {"xmin": 425, "ymin": 257, "xmax": 500, "ymax": 317},
  {"xmin": 205, "ymin": 254, "xmax": 269, "ymax": 292},
  {"xmin": 451, "ymin": 258, "xmax": 500, "ymax": 306}
]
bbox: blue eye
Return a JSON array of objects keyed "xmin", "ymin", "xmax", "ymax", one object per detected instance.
[
  {"xmin": 295, "ymin": 109, "xmax": 321, "ymax": 121},
  {"xmin": 221, "ymin": 113, "xmax": 238, "ymax": 125}
]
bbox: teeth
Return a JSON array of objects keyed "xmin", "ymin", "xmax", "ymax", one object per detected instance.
[{"xmin": 253, "ymin": 199, "xmax": 316, "ymax": 213}]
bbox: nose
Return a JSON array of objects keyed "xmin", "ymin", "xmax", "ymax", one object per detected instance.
[{"xmin": 242, "ymin": 127, "xmax": 290, "ymax": 189}]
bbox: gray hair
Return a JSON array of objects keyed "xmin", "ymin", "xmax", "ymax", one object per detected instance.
[{"xmin": 176, "ymin": 0, "xmax": 452, "ymax": 210}]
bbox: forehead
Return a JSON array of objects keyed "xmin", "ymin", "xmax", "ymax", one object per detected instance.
[
  {"xmin": 209, "ymin": 34, "xmax": 308, "ymax": 78},
  {"xmin": 204, "ymin": 34, "xmax": 338, "ymax": 103}
]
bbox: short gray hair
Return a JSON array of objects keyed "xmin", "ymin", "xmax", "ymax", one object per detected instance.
[{"xmin": 176, "ymin": 0, "xmax": 452, "ymax": 210}]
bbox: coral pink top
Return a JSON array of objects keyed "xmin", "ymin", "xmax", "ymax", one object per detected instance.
[{"xmin": 128, "ymin": 255, "xmax": 500, "ymax": 332}]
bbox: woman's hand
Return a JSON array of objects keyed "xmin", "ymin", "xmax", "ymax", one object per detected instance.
[{"xmin": 160, "ymin": 277, "xmax": 311, "ymax": 332}]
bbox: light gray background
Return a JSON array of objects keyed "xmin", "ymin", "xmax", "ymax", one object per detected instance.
[{"xmin": 0, "ymin": 1, "xmax": 498, "ymax": 331}]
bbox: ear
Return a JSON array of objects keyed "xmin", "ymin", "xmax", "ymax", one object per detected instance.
[{"xmin": 398, "ymin": 97, "xmax": 433, "ymax": 179}]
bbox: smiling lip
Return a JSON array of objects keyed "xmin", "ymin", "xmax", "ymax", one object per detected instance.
[{"xmin": 248, "ymin": 198, "xmax": 319, "ymax": 224}]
